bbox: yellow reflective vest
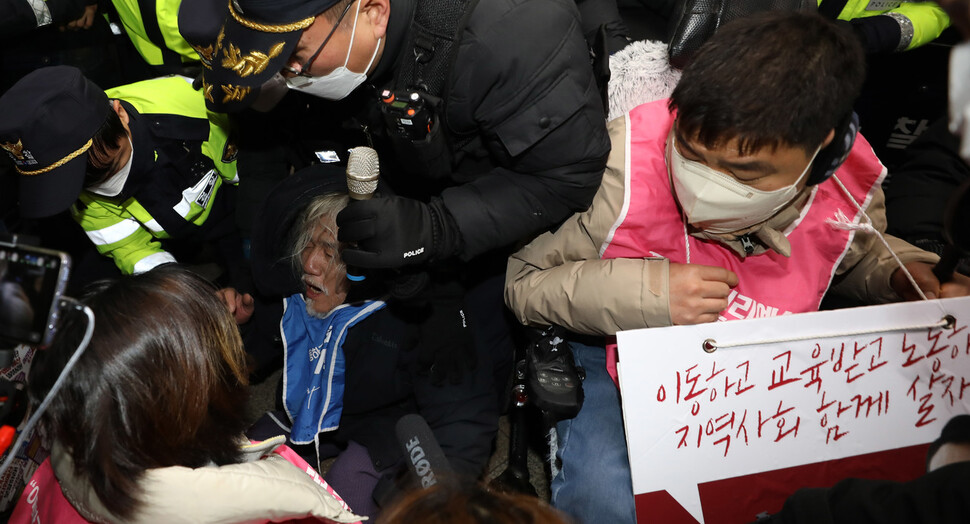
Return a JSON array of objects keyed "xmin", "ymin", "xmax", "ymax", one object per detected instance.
[
  {"xmin": 819, "ymin": 0, "xmax": 951, "ymax": 51},
  {"xmin": 111, "ymin": 0, "xmax": 198, "ymax": 68},
  {"xmin": 71, "ymin": 75, "xmax": 238, "ymax": 275}
]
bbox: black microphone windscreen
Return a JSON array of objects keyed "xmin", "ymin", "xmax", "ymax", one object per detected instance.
[{"xmin": 395, "ymin": 413, "xmax": 451, "ymax": 489}]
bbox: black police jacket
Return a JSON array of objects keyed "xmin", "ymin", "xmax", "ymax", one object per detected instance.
[
  {"xmin": 387, "ymin": 0, "xmax": 609, "ymax": 259},
  {"xmin": 297, "ymin": 0, "xmax": 610, "ymax": 261}
]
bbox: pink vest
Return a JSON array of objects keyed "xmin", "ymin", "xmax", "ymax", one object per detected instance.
[
  {"xmin": 601, "ymin": 100, "xmax": 885, "ymax": 379},
  {"xmin": 8, "ymin": 444, "xmax": 353, "ymax": 524}
]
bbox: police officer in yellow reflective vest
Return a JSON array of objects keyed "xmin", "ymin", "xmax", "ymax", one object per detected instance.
[
  {"xmin": 0, "ymin": 66, "xmax": 239, "ymax": 275},
  {"xmin": 819, "ymin": 0, "xmax": 952, "ymax": 53},
  {"xmin": 110, "ymin": 0, "xmax": 200, "ymax": 72}
]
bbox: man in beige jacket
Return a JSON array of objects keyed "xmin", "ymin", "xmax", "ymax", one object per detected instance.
[{"xmin": 505, "ymin": 11, "xmax": 970, "ymax": 524}]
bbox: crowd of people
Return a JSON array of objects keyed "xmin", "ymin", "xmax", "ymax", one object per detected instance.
[{"xmin": 1, "ymin": 0, "xmax": 969, "ymax": 523}]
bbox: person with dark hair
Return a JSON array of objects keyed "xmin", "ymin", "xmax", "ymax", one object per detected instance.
[
  {"xmin": 505, "ymin": 11, "xmax": 970, "ymax": 524},
  {"xmin": 220, "ymin": 166, "xmax": 498, "ymax": 518},
  {"xmin": 376, "ymin": 481, "xmax": 572, "ymax": 524},
  {"xmin": 7, "ymin": 265, "xmax": 361, "ymax": 523},
  {"xmin": 0, "ymin": 66, "xmax": 239, "ymax": 277}
]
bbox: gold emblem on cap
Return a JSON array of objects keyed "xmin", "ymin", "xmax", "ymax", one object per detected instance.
[
  {"xmin": 201, "ymin": 79, "xmax": 215, "ymax": 103},
  {"xmin": 222, "ymin": 42, "xmax": 285, "ymax": 77},
  {"xmin": 227, "ymin": 0, "xmax": 314, "ymax": 33},
  {"xmin": 194, "ymin": 44, "xmax": 215, "ymax": 67},
  {"xmin": 16, "ymin": 139, "xmax": 93, "ymax": 176},
  {"xmin": 221, "ymin": 84, "xmax": 252, "ymax": 103},
  {"xmin": 194, "ymin": 29, "xmax": 225, "ymax": 69},
  {"xmin": 1, "ymin": 139, "xmax": 25, "ymax": 161}
]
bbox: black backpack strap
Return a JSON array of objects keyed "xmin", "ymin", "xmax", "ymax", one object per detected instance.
[{"xmin": 394, "ymin": 0, "xmax": 480, "ymax": 102}]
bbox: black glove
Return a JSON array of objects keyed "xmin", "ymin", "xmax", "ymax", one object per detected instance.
[
  {"xmin": 415, "ymin": 297, "xmax": 477, "ymax": 386},
  {"xmin": 336, "ymin": 196, "xmax": 461, "ymax": 269}
]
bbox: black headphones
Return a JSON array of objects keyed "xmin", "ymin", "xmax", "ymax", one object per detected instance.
[{"xmin": 807, "ymin": 111, "xmax": 861, "ymax": 186}]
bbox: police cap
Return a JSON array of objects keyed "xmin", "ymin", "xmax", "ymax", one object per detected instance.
[
  {"xmin": 180, "ymin": 0, "xmax": 343, "ymax": 112},
  {"xmin": 0, "ymin": 66, "xmax": 111, "ymax": 218}
]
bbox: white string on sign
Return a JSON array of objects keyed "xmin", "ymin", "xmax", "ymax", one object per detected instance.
[
  {"xmin": 701, "ymin": 174, "xmax": 955, "ymax": 353},
  {"xmin": 702, "ymin": 315, "xmax": 954, "ymax": 353}
]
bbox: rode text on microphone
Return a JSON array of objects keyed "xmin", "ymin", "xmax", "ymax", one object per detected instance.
[{"xmin": 396, "ymin": 414, "xmax": 451, "ymax": 489}]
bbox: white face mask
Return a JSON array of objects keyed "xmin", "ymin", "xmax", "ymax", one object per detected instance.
[
  {"xmin": 667, "ymin": 131, "xmax": 819, "ymax": 234},
  {"xmin": 285, "ymin": 1, "xmax": 381, "ymax": 100},
  {"xmin": 87, "ymin": 135, "xmax": 133, "ymax": 197}
]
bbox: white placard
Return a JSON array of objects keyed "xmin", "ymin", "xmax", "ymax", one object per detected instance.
[{"xmin": 617, "ymin": 296, "xmax": 970, "ymax": 524}]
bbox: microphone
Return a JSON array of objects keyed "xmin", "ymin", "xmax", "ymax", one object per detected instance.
[
  {"xmin": 344, "ymin": 146, "xmax": 380, "ymax": 282},
  {"xmin": 346, "ymin": 146, "xmax": 380, "ymax": 201},
  {"xmin": 395, "ymin": 414, "xmax": 452, "ymax": 489}
]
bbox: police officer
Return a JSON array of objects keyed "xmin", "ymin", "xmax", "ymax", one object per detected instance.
[
  {"xmin": 189, "ymin": 0, "xmax": 609, "ymax": 264},
  {"xmin": 0, "ymin": 66, "xmax": 240, "ymax": 276},
  {"xmin": 183, "ymin": 0, "xmax": 609, "ymax": 464},
  {"xmin": 189, "ymin": 0, "xmax": 607, "ymax": 307},
  {"xmin": 819, "ymin": 0, "xmax": 952, "ymax": 53},
  {"xmin": 110, "ymin": 0, "xmax": 201, "ymax": 74}
]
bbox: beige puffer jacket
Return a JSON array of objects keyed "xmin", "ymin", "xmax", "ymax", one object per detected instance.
[{"xmin": 50, "ymin": 436, "xmax": 363, "ymax": 524}]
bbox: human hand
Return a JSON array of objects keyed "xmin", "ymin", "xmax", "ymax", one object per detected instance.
[
  {"xmin": 336, "ymin": 196, "xmax": 436, "ymax": 269},
  {"xmin": 215, "ymin": 287, "xmax": 255, "ymax": 324},
  {"xmin": 63, "ymin": 4, "xmax": 98, "ymax": 30},
  {"xmin": 667, "ymin": 262, "xmax": 739, "ymax": 324},
  {"xmin": 891, "ymin": 262, "xmax": 970, "ymax": 301}
]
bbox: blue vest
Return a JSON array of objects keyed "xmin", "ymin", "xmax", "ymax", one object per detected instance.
[{"xmin": 281, "ymin": 294, "xmax": 386, "ymax": 444}]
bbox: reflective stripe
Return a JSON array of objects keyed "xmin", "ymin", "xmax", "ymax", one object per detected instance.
[
  {"xmin": 143, "ymin": 219, "xmax": 165, "ymax": 234},
  {"xmin": 84, "ymin": 218, "xmax": 141, "ymax": 246},
  {"xmin": 132, "ymin": 251, "xmax": 177, "ymax": 274},
  {"xmin": 27, "ymin": 0, "xmax": 52, "ymax": 27},
  {"xmin": 865, "ymin": 0, "xmax": 902, "ymax": 11},
  {"xmin": 888, "ymin": 12, "xmax": 915, "ymax": 51},
  {"xmin": 173, "ymin": 169, "xmax": 218, "ymax": 218}
]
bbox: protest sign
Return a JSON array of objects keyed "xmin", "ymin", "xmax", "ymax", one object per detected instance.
[{"xmin": 617, "ymin": 296, "xmax": 970, "ymax": 523}]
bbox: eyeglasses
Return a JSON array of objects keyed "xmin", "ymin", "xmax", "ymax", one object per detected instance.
[{"xmin": 284, "ymin": 0, "xmax": 357, "ymax": 85}]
